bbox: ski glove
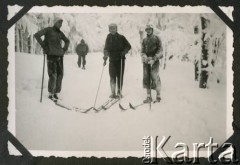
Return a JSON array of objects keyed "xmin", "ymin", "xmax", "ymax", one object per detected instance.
[
  {"xmin": 63, "ymin": 47, "xmax": 67, "ymax": 53},
  {"xmin": 148, "ymin": 59, "xmax": 155, "ymax": 65},
  {"xmin": 147, "ymin": 57, "xmax": 155, "ymax": 65},
  {"xmin": 103, "ymin": 55, "xmax": 108, "ymax": 61},
  {"xmin": 103, "ymin": 60, "xmax": 107, "ymax": 66},
  {"xmin": 147, "ymin": 57, "xmax": 153, "ymax": 61},
  {"xmin": 141, "ymin": 54, "xmax": 148, "ymax": 63}
]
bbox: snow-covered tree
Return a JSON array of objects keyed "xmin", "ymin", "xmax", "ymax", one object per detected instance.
[{"xmin": 15, "ymin": 13, "xmax": 226, "ymax": 87}]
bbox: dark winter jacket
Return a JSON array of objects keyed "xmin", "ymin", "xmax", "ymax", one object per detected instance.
[
  {"xmin": 34, "ymin": 26, "xmax": 70, "ymax": 56},
  {"xmin": 141, "ymin": 34, "xmax": 162, "ymax": 59},
  {"xmin": 104, "ymin": 33, "xmax": 131, "ymax": 61},
  {"xmin": 76, "ymin": 43, "xmax": 89, "ymax": 56}
]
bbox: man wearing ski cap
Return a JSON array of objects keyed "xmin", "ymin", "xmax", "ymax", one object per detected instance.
[
  {"xmin": 141, "ymin": 24, "xmax": 163, "ymax": 103},
  {"xmin": 34, "ymin": 17, "xmax": 70, "ymax": 102},
  {"xmin": 103, "ymin": 23, "xmax": 131, "ymax": 98}
]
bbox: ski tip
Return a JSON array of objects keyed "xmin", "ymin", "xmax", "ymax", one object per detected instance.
[
  {"xmin": 78, "ymin": 107, "xmax": 91, "ymax": 113},
  {"xmin": 81, "ymin": 109, "xmax": 91, "ymax": 113},
  {"xmin": 129, "ymin": 103, "xmax": 135, "ymax": 110},
  {"xmin": 93, "ymin": 107, "xmax": 100, "ymax": 112},
  {"xmin": 119, "ymin": 104, "xmax": 127, "ymax": 110},
  {"xmin": 86, "ymin": 107, "xmax": 93, "ymax": 111}
]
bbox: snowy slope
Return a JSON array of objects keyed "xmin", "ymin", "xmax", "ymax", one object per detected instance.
[{"xmin": 15, "ymin": 52, "xmax": 226, "ymax": 151}]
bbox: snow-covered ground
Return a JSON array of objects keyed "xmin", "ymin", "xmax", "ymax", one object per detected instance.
[{"xmin": 15, "ymin": 52, "xmax": 226, "ymax": 151}]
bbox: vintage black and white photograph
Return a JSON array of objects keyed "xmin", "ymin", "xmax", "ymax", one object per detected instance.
[{"xmin": 8, "ymin": 6, "xmax": 232, "ymax": 156}]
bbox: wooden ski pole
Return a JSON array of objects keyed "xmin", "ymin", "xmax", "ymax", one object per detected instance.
[
  {"xmin": 93, "ymin": 62, "xmax": 105, "ymax": 110},
  {"xmin": 40, "ymin": 53, "xmax": 46, "ymax": 102},
  {"xmin": 149, "ymin": 64, "xmax": 152, "ymax": 110},
  {"xmin": 119, "ymin": 58, "xmax": 126, "ymax": 110}
]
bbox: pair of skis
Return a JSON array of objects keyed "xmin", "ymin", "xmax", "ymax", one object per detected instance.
[
  {"xmin": 82, "ymin": 97, "xmax": 130, "ymax": 113},
  {"xmin": 50, "ymin": 99, "xmax": 90, "ymax": 112},
  {"xmin": 83, "ymin": 98, "xmax": 132, "ymax": 113},
  {"xmin": 129, "ymin": 98, "xmax": 161, "ymax": 110},
  {"xmin": 96, "ymin": 96, "xmax": 138, "ymax": 111}
]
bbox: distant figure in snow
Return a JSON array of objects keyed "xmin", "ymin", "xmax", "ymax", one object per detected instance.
[
  {"xmin": 103, "ymin": 23, "xmax": 131, "ymax": 98},
  {"xmin": 34, "ymin": 17, "xmax": 70, "ymax": 102},
  {"xmin": 141, "ymin": 24, "xmax": 163, "ymax": 103},
  {"xmin": 76, "ymin": 39, "xmax": 89, "ymax": 69}
]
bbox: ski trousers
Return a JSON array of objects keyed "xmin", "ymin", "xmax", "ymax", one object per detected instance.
[
  {"xmin": 109, "ymin": 59, "xmax": 125, "ymax": 93},
  {"xmin": 77, "ymin": 54, "xmax": 86, "ymax": 68},
  {"xmin": 143, "ymin": 60, "xmax": 161, "ymax": 93},
  {"xmin": 47, "ymin": 55, "xmax": 64, "ymax": 94}
]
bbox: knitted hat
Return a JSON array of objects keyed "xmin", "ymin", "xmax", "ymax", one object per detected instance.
[
  {"xmin": 108, "ymin": 23, "xmax": 117, "ymax": 28},
  {"xmin": 145, "ymin": 24, "xmax": 154, "ymax": 30}
]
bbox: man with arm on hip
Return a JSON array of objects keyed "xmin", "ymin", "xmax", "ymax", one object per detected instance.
[{"xmin": 34, "ymin": 17, "xmax": 70, "ymax": 102}]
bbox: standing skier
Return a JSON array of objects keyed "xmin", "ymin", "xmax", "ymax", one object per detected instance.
[
  {"xmin": 34, "ymin": 17, "xmax": 70, "ymax": 101},
  {"xmin": 76, "ymin": 39, "xmax": 89, "ymax": 69},
  {"xmin": 141, "ymin": 24, "xmax": 163, "ymax": 103},
  {"xmin": 103, "ymin": 23, "xmax": 131, "ymax": 98}
]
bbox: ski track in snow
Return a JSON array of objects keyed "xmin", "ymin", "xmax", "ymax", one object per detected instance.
[{"xmin": 15, "ymin": 52, "xmax": 226, "ymax": 151}]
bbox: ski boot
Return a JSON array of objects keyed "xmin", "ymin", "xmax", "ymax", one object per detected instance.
[
  {"xmin": 82, "ymin": 66, "xmax": 85, "ymax": 70},
  {"xmin": 154, "ymin": 97, "xmax": 161, "ymax": 103},
  {"xmin": 109, "ymin": 93, "xmax": 117, "ymax": 99},
  {"xmin": 117, "ymin": 91, "xmax": 123, "ymax": 98},
  {"xmin": 48, "ymin": 94, "xmax": 57, "ymax": 102},
  {"xmin": 143, "ymin": 97, "xmax": 152, "ymax": 103},
  {"xmin": 53, "ymin": 93, "xmax": 59, "ymax": 100}
]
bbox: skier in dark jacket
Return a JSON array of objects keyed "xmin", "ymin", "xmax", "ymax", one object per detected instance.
[
  {"xmin": 103, "ymin": 23, "xmax": 131, "ymax": 98},
  {"xmin": 34, "ymin": 17, "xmax": 70, "ymax": 101},
  {"xmin": 76, "ymin": 39, "xmax": 89, "ymax": 69},
  {"xmin": 141, "ymin": 24, "xmax": 163, "ymax": 103}
]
